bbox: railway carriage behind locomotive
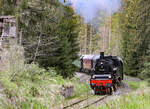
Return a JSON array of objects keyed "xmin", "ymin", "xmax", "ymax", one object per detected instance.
[{"xmin": 80, "ymin": 52, "xmax": 123, "ymax": 94}]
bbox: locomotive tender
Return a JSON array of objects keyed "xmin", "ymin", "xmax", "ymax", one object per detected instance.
[{"xmin": 80, "ymin": 52, "xmax": 123, "ymax": 94}]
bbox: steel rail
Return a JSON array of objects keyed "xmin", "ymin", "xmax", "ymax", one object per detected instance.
[
  {"xmin": 63, "ymin": 95, "xmax": 109, "ymax": 109},
  {"xmin": 63, "ymin": 98, "xmax": 88, "ymax": 109},
  {"xmin": 82, "ymin": 95, "xmax": 108, "ymax": 108}
]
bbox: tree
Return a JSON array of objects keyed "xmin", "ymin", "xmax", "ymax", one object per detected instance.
[
  {"xmin": 1, "ymin": 0, "xmax": 80, "ymax": 77},
  {"xmin": 0, "ymin": 0, "xmax": 18, "ymax": 15},
  {"xmin": 19, "ymin": 1, "xmax": 80, "ymax": 77},
  {"xmin": 109, "ymin": 13, "xmax": 121, "ymax": 56},
  {"xmin": 120, "ymin": 0, "xmax": 150, "ymax": 77},
  {"xmin": 18, "ymin": 0, "xmax": 62, "ymax": 63},
  {"xmin": 55, "ymin": 6, "xmax": 80, "ymax": 77}
]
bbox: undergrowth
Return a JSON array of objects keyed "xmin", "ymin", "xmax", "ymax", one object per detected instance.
[
  {"xmin": 125, "ymin": 81, "xmax": 141, "ymax": 89},
  {"xmin": 89, "ymin": 81, "xmax": 149, "ymax": 109},
  {"xmin": 0, "ymin": 44, "xmax": 90, "ymax": 109}
]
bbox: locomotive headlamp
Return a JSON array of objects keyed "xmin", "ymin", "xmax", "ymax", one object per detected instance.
[
  {"xmin": 108, "ymin": 75, "xmax": 111, "ymax": 78},
  {"xmin": 113, "ymin": 68, "xmax": 117, "ymax": 71},
  {"xmin": 92, "ymin": 75, "xmax": 95, "ymax": 79}
]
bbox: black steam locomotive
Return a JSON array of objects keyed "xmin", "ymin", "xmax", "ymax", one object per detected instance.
[{"xmin": 90, "ymin": 52, "xmax": 123, "ymax": 95}]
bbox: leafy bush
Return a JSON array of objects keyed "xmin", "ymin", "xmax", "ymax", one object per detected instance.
[
  {"xmin": 138, "ymin": 63, "xmax": 150, "ymax": 80},
  {"xmin": 0, "ymin": 45, "xmax": 63, "ymax": 108}
]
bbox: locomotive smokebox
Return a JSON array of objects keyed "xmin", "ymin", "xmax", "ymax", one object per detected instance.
[{"xmin": 100, "ymin": 52, "xmax": 104, "ymax": 59}]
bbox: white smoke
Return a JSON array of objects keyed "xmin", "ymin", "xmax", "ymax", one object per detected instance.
[{"xmin": 62, "ymin": 0, "xmax": 121, "ymax": 23}]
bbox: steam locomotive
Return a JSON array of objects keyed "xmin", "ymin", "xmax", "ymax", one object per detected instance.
[{"xmin": 80, "ymin": 52, "xmax": 123, "ymax": 94}]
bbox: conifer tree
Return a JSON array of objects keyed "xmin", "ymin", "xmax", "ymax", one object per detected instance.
[
  {"xmin": 1, "ymin": 0, "xmax": 80, "ymax": 77},
  {"xmin": 55, "ymin": 6, "xmax": 80, "ymax": 77},
  {"xmin": 120, "ymin": 0, "xmax": 150, "ymax": 77}
]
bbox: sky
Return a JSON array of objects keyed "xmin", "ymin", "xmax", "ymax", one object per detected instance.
[{"xmin": 60, "ymin": 0, "xmax": 121, "ymax": 23}]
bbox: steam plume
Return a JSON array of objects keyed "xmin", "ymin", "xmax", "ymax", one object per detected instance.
[{"xmin": 61, "ymin": 0, "xmax": 121, "ymax": 23}]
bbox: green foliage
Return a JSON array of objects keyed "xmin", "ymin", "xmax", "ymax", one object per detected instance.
[
  {"xmin": 54, "ymin": 6, "xmax": 80, "ymax": 77},
  {"xmin": 0, "ymin": 0, "xmax": 16, "ymax": 15},
  {"xmin": 138, "ymin": 63, "xmax": 150, "ymax": 80},
  {"xmin": 100, "ymin": 92, "xmax": 150, "ymax": 109},
  {"xmin": 0, "ymin": 45, "xmax": 62, "ymax": 108},
  {"xmin": 73, "ymin": 59, "xmax": 81, "ymax": 69},
  {"xmin": 125, "ymin": 81, "xmax": 140, "ymax": 89},
  {"xmin": 19, "ymin": 1, "xmax": 80, "ymax": 77},
  {"xmin": 0, "ymin": 44, "xmax": 89, "ymax": 108},
  {"xmin": 18, "ymin": 0, "xmax": 62, "ymax": 64},
  {"xmin": 109, "ymin": 13, "xmax": 121, "ymax": 56},
  {"xmin": 119, "ymin": 0, "xmax": 150, "ymax": 77},
  {"xmin": 70, "ymin": 77, "xmax": 91, "ymax": 98},
  {"xmin": 21, "ymin": 101, "xmax": 49, "ymax": 109},
  {"xmin": 1, "ymin": 63, "xmax": 90, "ymax": 108},
  {"xmin": 1, "ymin": 0, "xmax": 80, "ymax": 77}
]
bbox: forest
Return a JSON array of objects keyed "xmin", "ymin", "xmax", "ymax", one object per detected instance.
[{"xmin": 0, "ymin": 0, "xmax": 149, "ymax": 108}]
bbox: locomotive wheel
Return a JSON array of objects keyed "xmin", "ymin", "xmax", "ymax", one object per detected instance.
[
  {"xmin": 107, "ymin": 87, "xmax": 113, "ymax": 95},
  {"xmin": 117, "ymin": 78, "xmax": 122, "ymax": 86},
  {"xmin": 94, "ymin": 88, "xmax": 97, "ymax": 95},
  {"xmin": 94, "ymin": 87, "xmax": 97, "ymax": 95}
]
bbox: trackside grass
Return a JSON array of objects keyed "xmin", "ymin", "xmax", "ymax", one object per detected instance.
[
  {"xmin": 0, "ymin": 45, "xmax": 91, "ymax": 109},
  {"xmin": 89, "ymin": 81, "xmax": 150, "ymax": 109}
]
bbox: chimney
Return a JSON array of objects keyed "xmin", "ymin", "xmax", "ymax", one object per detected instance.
[{"xmin": 100, "ymin": 52, "xmax": 104, "ymax": 59}]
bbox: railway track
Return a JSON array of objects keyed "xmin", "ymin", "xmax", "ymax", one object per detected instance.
[
  {"xmin": 63, "ymin": 98, "xmax": 88, "ymax": 109},
  {"xmin": 82, "ymin": 95, "xmax": 108, "ymax": 108},
  {"xmin": 63, "ymin": 95, "xmax": 109, "ymax": 109}
]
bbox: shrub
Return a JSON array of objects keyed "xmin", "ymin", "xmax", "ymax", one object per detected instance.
[
  {"xmin": 0, "ymin": 44, "xmax": 65, "ymax": 108},
  {"xmin": 0, "ymin": 44, "xmax": 90, "ymax": 108},
  {"xmin": 138, "ymin": 63, "xmax": 150, "ymax": 80}
]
